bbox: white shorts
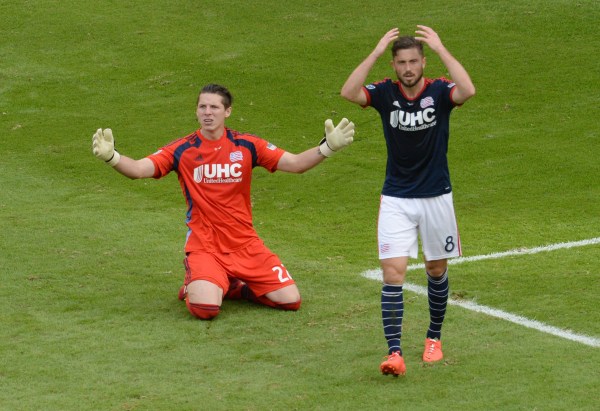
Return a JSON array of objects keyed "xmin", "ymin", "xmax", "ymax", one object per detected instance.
[{"xmin": 377, "ymin": 193, "xmax": 462, "ymax": 261}]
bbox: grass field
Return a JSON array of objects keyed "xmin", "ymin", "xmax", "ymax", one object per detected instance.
[{"xmin": 1, "ymin": 0, "xmax": 599, "ymax": 410}]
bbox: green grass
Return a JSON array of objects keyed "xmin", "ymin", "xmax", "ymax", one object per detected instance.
[{"xmin": 1, "ymin": 0, "xmax": 599, "ymax": 410}]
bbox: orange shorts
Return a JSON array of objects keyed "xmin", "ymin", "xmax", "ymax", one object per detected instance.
[{"xmin": 183, "ymin": 238, "xmax": 295, "ymax": 297}]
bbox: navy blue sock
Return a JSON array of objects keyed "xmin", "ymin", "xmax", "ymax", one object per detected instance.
[
  {"xmin": 381, "ymin": 284, "xmax": 404, "ymax": 355},
  {"xmin": 426, "ymin": 270, "xmax": 449, "ymax": 340}
]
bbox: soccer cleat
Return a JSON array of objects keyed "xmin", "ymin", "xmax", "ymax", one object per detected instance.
[
  {"xmin": 380, "ymin": 351, "xmax": 406, "ymax": 376},
  {"xmin": 178, "ymin": 285, "xmax": 187, "ymax": 301},
  {"xmin": 422, "ymin": 338, "xmax": 443, "ymax": 363},
  {"xmin": 224, "ymin": 277, "xmax": 246, "ymax": 300}
]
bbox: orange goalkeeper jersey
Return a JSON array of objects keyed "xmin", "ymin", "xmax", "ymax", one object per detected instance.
[{"xmin": 148, "ymin": 128, "xmax": 285, "ymax": 253}]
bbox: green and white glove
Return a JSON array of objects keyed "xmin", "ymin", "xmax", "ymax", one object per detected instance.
[
  {"xmin": 319, "ymin": 118, "xmax": 355, "ymax": 157},
  {"xmin": 92, "ymin": 128, "xmax": 121, "ymax": 166}
]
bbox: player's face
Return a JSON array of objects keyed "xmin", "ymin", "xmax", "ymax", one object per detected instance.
[
  {"xmin": 196, "ymin": 92, "xmax": 232, "ymax": 133},
  {"xmin": 392, "ymin": 48, "xmax": 425, "ymax": 89}
]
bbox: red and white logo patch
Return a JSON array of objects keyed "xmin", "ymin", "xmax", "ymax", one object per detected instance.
[
  {"xmin": 230, "ymin": 151, "xmax": 243, "ymax": 162},
  {"xmin": 420, "ymin": 96, "xmax": 434, "ymax": 109}
]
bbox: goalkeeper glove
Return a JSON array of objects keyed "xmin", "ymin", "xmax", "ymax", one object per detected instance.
[
  {"xmin": 319, "ymin": 118, "xmax": 355, "ymax": 157},
  {"xmin": 92, "ymin": 128, "xmax": 121, "ymax": 166}
]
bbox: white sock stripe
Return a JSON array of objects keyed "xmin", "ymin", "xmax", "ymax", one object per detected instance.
[
  {"xmin": 428, "ymin": 288, "xmax": 449, "ymax": 297},
  {"xmin": 428, "ymin": 299, "xmax": 448, "ymax": 307},
  {"xmin": 383, "ymin": 325, "xmax": 400, "ymax": 334},
  {"xmin": 428, "ymin": 271, "xmax": 448, "ymax": 283}
]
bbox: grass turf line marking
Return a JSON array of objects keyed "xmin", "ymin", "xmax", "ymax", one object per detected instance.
[
  {"xmin": 405, "ymin": 237, "xmax": 600, "ymax": 271},
  {"xmin": 361, "ymin": 237, "xmax": 600, "ymax": 348}
]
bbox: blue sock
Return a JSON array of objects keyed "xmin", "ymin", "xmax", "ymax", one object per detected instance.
[
  {"xmin": 426, "ymin": 270, "xmax": 449, "ymax": 340},
  {"xmin": 381, "ymin": 284, "xmax": 404, "ymax": 355}
]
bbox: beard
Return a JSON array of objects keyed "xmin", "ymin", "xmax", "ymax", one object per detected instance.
[{"xmin": 398, "ymin": 72, "xmax": 423, "ymax": 89}]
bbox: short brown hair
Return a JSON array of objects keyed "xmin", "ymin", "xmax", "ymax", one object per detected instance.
[
  {"xmin": 391, "ymin": 36, "xmax": 424, "ymax": 57},
  {"xmin": 197, "ymin": 83, "xmax": 233, "ymax": 108}
]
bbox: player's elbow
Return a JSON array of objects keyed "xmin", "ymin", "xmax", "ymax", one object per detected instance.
[
  {"xmin": 128, "ymin": 170, "xmax": 150, "ymax": 180},
  {"xmin": 463, "ymin": 83, "xmax": 476, "ymax": 100},
  {"xmin": 121, "ymin": 169, "xmax": 148, "ymax": 180},
  {"xmin": 454, "ymin": 85, "xmax": 476, "ymax": 105},
  {"xmin": 340, "ymin": 88, "xmax": 366, "ymax": 106},
  {"xmin": 277, "ymin": 153, "xmax": 315, "ymax": 174},
  {"xmin": 124, "ymin": 173, "xmax": 141, "ymax": 180},
  {"xmin": 292, "ymin": 165, "xmax": 310, "ymax": 174},
  {"xmin": 340, "ymin": 87, "xmax": 357, "ymax": 102},
  {"xmin": 466, "ymin": 84, "xmax": 476, "ymax": 99},
  {"xmin": 340, "ymin": 87, "xmax": 351, "ymax": 101},
  {"xmin": 117, "ymin": 159, "xmax": 155, "ymax": 180}
]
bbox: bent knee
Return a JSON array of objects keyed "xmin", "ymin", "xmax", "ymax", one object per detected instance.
[
  {"xmin": 186, "ymin": 301, "xmax": 221, "ymax": 320},
  {"xmin": 276, "ymin": 299, "xmax": 301, "ymax": 311}
]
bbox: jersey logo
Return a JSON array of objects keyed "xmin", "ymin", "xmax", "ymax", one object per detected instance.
[
  {"xmin": 193, "ymin": 163, "xmax": 243, "ymax": 184},
  {"xmin": 420, "ymin": 96, "xmax": 434, "ymax": 108},
  {"xmin": 389, "ymin": 107, "xmax": 437, "ymax": 132},
  {"xmin": 230, "ymin": 151, "xmax": 243, "ymax": 162}
]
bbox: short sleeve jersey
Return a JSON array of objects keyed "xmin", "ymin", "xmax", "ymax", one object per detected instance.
[
  {"xmin": 147, "ymin": 128, "xmax": 285, "ymax": 253},
  {"xmin": 363, "ymin": 77, "xmax": 458, "ymax": 198}
]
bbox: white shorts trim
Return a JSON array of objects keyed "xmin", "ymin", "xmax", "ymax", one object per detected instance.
[{"xmin": 377, "ymin": 193, "xmax": 461, "ymax": 261}]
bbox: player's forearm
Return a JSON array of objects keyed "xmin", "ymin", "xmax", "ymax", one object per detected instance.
[
  {"xmin": 437, "ymin": 48, "xmax": 476, "ymax": 104},
  {"xmin": 278, "ymin": 118, "xmax": 354, "ymax": 172},
  {"xmin": 278, "ymin": 148, "xmax": 325, "ymax": 174},
  {"xmin": 340, "ymin": 53, "xmax": 378, "ymax": 103},
  {"xmin": 113, "ymin": 156, "xmax": 155, "ymax": 179}
]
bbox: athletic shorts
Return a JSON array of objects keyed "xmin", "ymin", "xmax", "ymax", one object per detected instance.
[
  {"xmin": 183, "ymin": 238, "xmax": 295, "ymax": 297},
  {"xmin": 377, "ymin": 193, "xmax": 462, "ymax": 261}
]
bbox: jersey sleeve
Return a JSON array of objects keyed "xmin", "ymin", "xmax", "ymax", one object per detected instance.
[
  {"xmin": 243, "ymin": 135, "xmax": 285, "ymax": 173},
  {"xmin": 146, "ymin": 140, "xmax": 181, "ymax": 179},
  {"xmin": 437, "ymin": 77, "xmax": 459, "ymax": 107},
  {"xmin": 254, "ymin": 138, "xmax": 285, "ymax": 172},
  {"xmin": 363, "ymin": 78, "xmax": 392, "ymax": 110}
]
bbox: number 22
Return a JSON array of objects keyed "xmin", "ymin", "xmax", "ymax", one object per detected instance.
[{"xmin": 272, "ymin": 264, "xmax": 292, "ymax": 283}]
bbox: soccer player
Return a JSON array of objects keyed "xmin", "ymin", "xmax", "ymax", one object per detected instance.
[
  {"xmin": 340, "ymin": 26, "xmax": 475, "ymax": 375},
  {"xmin": 92, "ymin": 83, "xmax": 354, "ymax": 320}
]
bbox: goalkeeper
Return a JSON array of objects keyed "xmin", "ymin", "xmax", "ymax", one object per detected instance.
[{"xmin": 92, "ymin": 83, "xmax": 354, "ymax": 320}]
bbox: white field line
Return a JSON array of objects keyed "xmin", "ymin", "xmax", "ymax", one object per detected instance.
[{"xmin": 360, "ymin": 237, "xmax": 600, "ymax": 348}]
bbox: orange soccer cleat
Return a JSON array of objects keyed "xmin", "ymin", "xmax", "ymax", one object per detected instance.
[
  {"xmin": 380, "ymin": 351, "xmax": 406, "ymax": 376},
  {"xmin": 178, "ymin": 285, "xmax": 187, "ymax": 301},
  {"xmin": 422, "ymin": 338, "xmax": 444, "ymax": 363},
  {"xmin": 224, "ymin": 277, "xmax": 246, "ymax": 300}
]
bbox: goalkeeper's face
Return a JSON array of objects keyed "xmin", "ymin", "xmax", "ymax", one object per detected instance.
[{"xmin": 196, "ymin": 92, "xmax": 232, "ymax": 133}]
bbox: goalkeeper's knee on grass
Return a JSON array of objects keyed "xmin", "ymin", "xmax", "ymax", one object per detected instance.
[
  {"xmin": 236, "ymin": 283, "xmax": 302, "ymax": 311},
  {"xmin": 252, "ymin": 295, "xmax": 302, "ymax": 311},
  {"xmin": 186, "ymin": 301, "xmax": 220, "ymax": 320},
  {"xmin": 276, "ymin": 300, "xmax": 302, "ymax": 311}
]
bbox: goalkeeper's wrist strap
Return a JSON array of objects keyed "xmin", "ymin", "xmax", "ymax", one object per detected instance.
[
  {"xmin": 106, "ymin": 150, "xmax": 121, "ymax": 167},
  {"xmin": 318, "ymin": 137, "xmax": 336, "ymax": 157}
]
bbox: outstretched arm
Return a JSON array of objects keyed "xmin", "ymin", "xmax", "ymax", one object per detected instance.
[
  {"xmin": 92, "ymin": 128, "xmax": 155, "ymax": 179},
  {"xmin": 277, "ymin": 118, "xmax": 355, "ymax": 173},
  {"xmin": 340, "ymin": 28, "xmax": 399, "ymax": 105},
  {"xmin": 415, "ymin": 25, "xmax": 476, "ymax": 104}
]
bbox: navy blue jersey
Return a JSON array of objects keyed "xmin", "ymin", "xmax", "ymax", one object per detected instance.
[{"xmin": 364, "ymin": 77, "xmax": 457, "ymax": 198}]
